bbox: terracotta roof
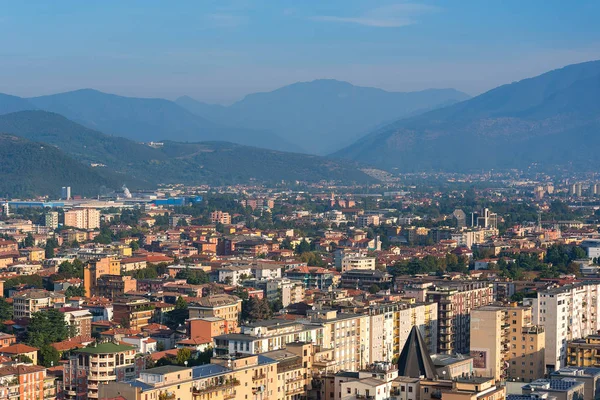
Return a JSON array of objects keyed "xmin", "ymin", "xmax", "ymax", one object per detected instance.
[
  {"xmin": 149, "ymin": 349, "xmax": 178, "ymax": 361},
  {"xmin": 101, "ymin": 328, "xmax": 141, "ymax": 336},
  {"xmin": 0, "ymin": 343, "xmax": 39, "ymax": 354},
  {"xmin": 0, "ymin": 364, "xmax": 45, "ymax": 376}
]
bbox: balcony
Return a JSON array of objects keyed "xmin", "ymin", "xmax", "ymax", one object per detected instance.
[
  {"xmin": 252, "ymin": 373, "xmax": 266, "ymax": 381},
  {"xmin": 287, "ymin": 386, "xmax": 305, "ymax": 395},
  {"xmin": 193, "ymin": 379, "xmax": 240, "ymax": 395},
  {"xmin": 286, "ymin": 375, "xmax": 304, "ymax": 384}
]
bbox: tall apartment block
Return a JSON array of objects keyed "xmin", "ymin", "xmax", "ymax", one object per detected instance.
[
  {"xmin": 426, "ymin": 282, "xmax": 494, "ymax": 354},
  {"xmin": 531, "ymin": 283, "xmax": 600, "ymax": 372},
  {"xmin": 64, "ymin": 208, "xmax": 100, "ymax": 230},
  {"xmin": 471, "ymin": 305, "xmax": 545, "ymax": 382}
]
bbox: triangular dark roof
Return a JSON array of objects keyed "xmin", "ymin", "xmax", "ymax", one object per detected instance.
[{"xmin": 397, "ymin": 326, "xmax": 438, "ymax": 379}]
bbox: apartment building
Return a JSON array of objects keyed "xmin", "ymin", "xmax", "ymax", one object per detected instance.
[
  {"xmin": 340, "ymin": 269, "xmax": 392, "ymax": 291},
  {"xmin": 63, "ymin": 342, "xmax": 141, "ymax": 400},
  {"xmin": 550, "ymin": 367, "xmax": 600, "ymax": 400},
  {"xmin": 264, "ymin": 342, "xmax": 314, "ymax": 400},
  {"xmin": 521, "ymin": 379, "xmax": 585, "ymax": 400},
  {"xmin": 103, "ymin": 354, "xmax": 280, "ymax": 400},
  {"xmin": 471, "ymin": 304, "xmax": 546, "ymax": 382},
  {"xmin": 99, "ymin": 365, "xmax": 194, "ymax": 400},
  {"xmin": 213, "ymin": 319, "xmax": 322, "ymax": 356},
  {"xmin": 310, "ymin": 310, "xmax": 369, "ymax": 372},
  {"xmin": 188, "ymin": 317, "xmax": 229, "ymax": 341},
  {"xmin": 64, "ymin": 208, "xmax": 100, "ymax": 230},
  {"xmin": 45, "ymin": 211, "xmax": 59, "ymax": 229},
  {"xmin": 113, "ymin": 297, "xmax": 155, "ymax": 329},
  {"xmin": 12, "ymin": 290, "xmax": 66, "ymax": 318},
  {"xmin": 95, "ymin": 275, "xmax": 136, "ymax": 299},
  {"xmin": 340, "ymin": 255, "xmax": 376, "ymax": 272},
  {"xmin": 506, "ymin": 306, "xmax": 546, "ymax": 382},
  {"xmin": 188, "ymin": 294, "xmax": 243, "ymax": 333},
  {"xmin": 63, "ymin": 309, "xmax": 93, "ymax": 337},
  {"xmin": 210, "ymin": 210, "xmax": 231, "ymax": 224},
  {"xmin": 335, "ymin": 362, "xmax": 398, "ymax": 400},
  {"xmin": 567, "ymin": 335, "xmax": 600, "ymax": 367},
  {"xmin": 83, "ymin": 257, "xmax": 121, "ymax": 297},
  {"xmin": 470, "ymin": 306, "xmax": 510, "ymax": 381},
  {"xmin": 0, "ymin": 364, "xmax": 52, "ymax": 400},
  {"xmin": 285, "ymin": 265, "xmax": 337, "ymax": 290},
  {"xmin": 398, "ymin": 302, "xmax": 439, "ymax": 356},
  {"xmin": 531, "ymin": 283, "xmax": 600, "ymax": 372},
  {"xmin": 426, "ymin": 282, "xmax": 494, "ymax": 354},
  {"xmin": 367, "ymin": 301, "xmax": 438, "ymax": 364}
]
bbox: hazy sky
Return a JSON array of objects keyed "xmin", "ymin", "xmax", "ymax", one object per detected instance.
[{"xmin": 1, "ymin": 0, "xmax": 599, "ymax": 104}]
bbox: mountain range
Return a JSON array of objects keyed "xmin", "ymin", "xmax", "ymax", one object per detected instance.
[
  {"xmin": 176, "ymin": 80, "xmax": 470, "ymax": 154},
  {"xmin": 0, "ymin": 81, "xmax": 468, "ymax": 155},
  {"xmin": 0, "ymin": 111, "xmax": 374, "ymax": 197},
  {"xmin": 333, "ymin": 60, "xmax": 600, "ymax": 171},
  {"xmin": 1, "ymin": 60, "xmax": 599, "ymax": 197},
  {"xmin": 0, "ymin": 133, "xmax": 123, "ymax": 198}
]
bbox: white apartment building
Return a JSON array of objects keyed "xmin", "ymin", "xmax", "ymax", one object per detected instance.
[
  {"xmin": 531, "ymin": 283, "xmax": 600, "ymax": 372},
  {"xmin": 341, "ymin": 255, "xmax": 376, "ymax": 272},
  {"xmin": 215, "ymin": 265, "xmax": 252, "ymax": 286}
]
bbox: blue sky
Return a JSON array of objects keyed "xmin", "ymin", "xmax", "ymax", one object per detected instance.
[{"xmin": 0, "ymin": 0, "xmax": 599, "ymax": 103}]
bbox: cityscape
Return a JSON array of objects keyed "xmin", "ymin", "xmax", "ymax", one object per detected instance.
[{"xmin": 1, "ymin": 2, "xmax": 600, "ymax": 400}]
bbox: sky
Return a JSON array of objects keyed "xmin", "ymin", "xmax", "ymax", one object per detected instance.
[{"xmin": 0, "ymin": 0, "xmax": 599, "ymax": 104}]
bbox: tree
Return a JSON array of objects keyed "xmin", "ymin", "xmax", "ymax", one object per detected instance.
[
  {"xmin": 24, "ymin": 233, "xmax": 35, "ymax": 248},
  {"xmin": 39, "ymin": 344, "xmax": 60, "ymax": 367},
  {"xmin": 571, "ymin": 246, "xmax": 587, "ymax": 261},
  {"xmin": 295, "ymin": 239, "xmax": 311, "ymax": 255},
  {"xmin": 241, "ymin": 297, "xmax": 272, "ymax": 322},
  {"xmin": 176, "ymin": 219, "xmax": 189, "ymax": 227},
  {"xmin": 566, "ymin": 262, "xmax": 582, "ymax": 277},
  {"xmin": 165, "ymin": 297, "xmax": 188, "ymax": 330},
  {"xmin": 58, "ymin": 260, "xmax": 84, "ymax": 279},
  {"xmin": 0, "ymin": 298, "xmax": 12, "ymax": 322},
  {"xmin": 45, "ymin": 238, "xmax": 59, "ymax": 258},
  {"xmin": 16, "ymin": 354, "xmax": 33, "ymax": 363},
  {"xmin": 26, "ymin": 309, "xmax": 70, "ymax": 348},
  {"xmin": 175, "ymin": 348, "xmax": 192, "ymax": 365},
  {"xmin": 65, "ymin": 286, "xmax": 86, "ymax": 299},
  {"xmin": 269, "ymin": 299, "xmax": 284, "ymax": 314},
  {"xmin": 130, "ymin": 240, "xmax": 140, "ymax": 251},
  {"xmin": 368, "ymin": 284, "xmax": 381, "ymax": 294}
]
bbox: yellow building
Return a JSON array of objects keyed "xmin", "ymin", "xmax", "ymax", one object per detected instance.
[
  {"xmin": 470, "ymin": 305, "xmax": 545, "ymax": 382},
  {"xmin": 470, "ymin": 306, "xmax": 510, "ymax": 381},
  {"xmin": 310, "ymin": 310, "xmax": 369, "ymax": 372},
  {"xmin": 102, "ymin": 354, "xmax": 281, "ymax": 400},
  {"xmin": 100, "ymin": 365, "xmax": 194, "ymax": 400},
  {"xmin": 83, "ymin": 257, "xmax": 120, "ymax": 297},
  {"xmin": 264, "ymin": 342, "xmax": 313, "ymax": 400},
  {"xmin": 567, "ymin": 335, "xmax": 600, "ymax": 367},
  {"xmin": 189, "ymin": 295, "xmax": 243, "ymax": 333},
  {"xmin": 506, "ymin": 306, "xmax": 545, "ymax": 382},
  {"xmin": 21, "ymin": 247, "xmax": 45, "ymax": 262}
]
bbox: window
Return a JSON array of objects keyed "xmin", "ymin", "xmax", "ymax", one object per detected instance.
[{"xmin": 409, "ymin": 387, "xmax": 413, "ymax": 393}]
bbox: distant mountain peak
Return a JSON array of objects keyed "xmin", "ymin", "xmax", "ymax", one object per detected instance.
[{"xmin": 333, "ymin": 59, "xmax": 600, "ymax": 172}]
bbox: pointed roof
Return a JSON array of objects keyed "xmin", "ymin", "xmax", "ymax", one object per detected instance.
[{"xmin": 397, "ymin": 326, "xmax": 438, "ymax": 380}]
